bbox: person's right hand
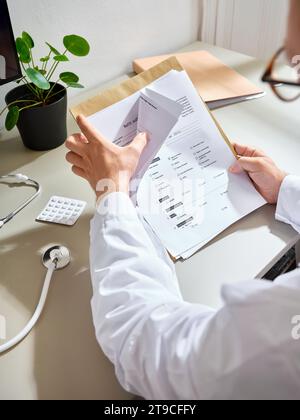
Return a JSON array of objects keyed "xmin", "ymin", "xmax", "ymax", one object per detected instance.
[
  {"xmin": 65, "ymin": 115, "xmax": 148, "ymax": 201},
  {"xmin": 229, "ymin": 143, "xmax": 288, "ymax": 204}
]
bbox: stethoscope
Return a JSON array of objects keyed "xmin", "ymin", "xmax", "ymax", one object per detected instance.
[
  {"xmin": 0, "ymin": 245, "xmax": 71, "ymax": 354},
  {"xmin": 0, "ymin": 173, "xmax": 41, "ymax": 229},
  {"xmin": 0, "ymin": 174, "xmax": 71, "ymax": 354}
]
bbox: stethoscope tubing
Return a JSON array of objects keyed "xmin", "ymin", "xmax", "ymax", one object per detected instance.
[{"xmin": 0, "ymin": 174, "xmax": 41, "ymax": 228}]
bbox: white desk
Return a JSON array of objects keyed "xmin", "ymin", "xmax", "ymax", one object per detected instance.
[{"xmin": 0, "ymin": 41, "xmax": 299, "ymax": 400}]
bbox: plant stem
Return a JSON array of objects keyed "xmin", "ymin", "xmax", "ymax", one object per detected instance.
[
  {"xmin": 47, "ymin": 49, "xmax": 68, "ymax": 82},
  {"xmin": 43, "ymin": 49, "xmax": 52, "ymax": 72},
  {"xmin": 0, "ymin": 99, "xmax": 39, "ymax": 117},
  {"xmin": 30, "ymin": 50, "xmax": 35, "ymax": 68},
  {"xmin": 47, "ymin": 61, "xmax": 60, "ymax": 81},
  {"xmin": 46, "ymin": 59, "xmax": 57, "ymax": 80},
  {"xmin": 44, "ymin": 79, "xmax": 60, "ymax": 102},
  {"xmin": 20, "ymin": 77, "xmax": 39, "ymax": 98},
  {"xmin": 17, "ymin": 76, "xmax": 26, "ymax": 83},
  {"xmin": 46, "ymin": 87, "xmax": 68, "ymax": 102},
  {"xmin": 19, "ymin": 101, "xmax": 44, "ymax": 112}
]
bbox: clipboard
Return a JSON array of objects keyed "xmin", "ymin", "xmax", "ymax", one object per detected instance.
[{"xmin": 70, "ymin": 56, "xmax": 236, "ymax": 158}]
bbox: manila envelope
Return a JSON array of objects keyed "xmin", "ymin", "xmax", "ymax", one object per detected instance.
[{"xmin": 70, "ymin": 56, "xmax": 236, "ymax": 159}]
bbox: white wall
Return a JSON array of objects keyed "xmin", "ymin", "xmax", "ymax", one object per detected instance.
[
  {"xmin": 202, "ymin": 0, "xmax": 289, "ymax": 59},
  {"xmin": 0, "ymin": 0, "xmax": 202, "ymax": 128}
]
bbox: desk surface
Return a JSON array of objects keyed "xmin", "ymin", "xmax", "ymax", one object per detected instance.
[{"xmin": 0, "ymin": 41, "xmax": 299, "ymax": 400}]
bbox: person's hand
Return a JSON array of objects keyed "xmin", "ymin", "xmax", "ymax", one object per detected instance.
[
  {"xmin": 285, "ymin": 0, "xmax": 300, "ymax": 62},
  {"xmin": 65, "ymin": 115, "xmax": 148, "ymax": 200},
  {"xmin": 229, "ymin": 143, "xmax": 288, "ymax": 204}
]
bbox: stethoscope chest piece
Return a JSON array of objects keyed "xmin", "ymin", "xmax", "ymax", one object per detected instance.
[{"xmin": 42, "ymin": 245, "xmax": 71, "ymax": 270}]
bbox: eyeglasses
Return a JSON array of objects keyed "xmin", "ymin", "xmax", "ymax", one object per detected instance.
[{"xmin": 262, "ymin": 47, "xmax": 300, "ymax": 102}]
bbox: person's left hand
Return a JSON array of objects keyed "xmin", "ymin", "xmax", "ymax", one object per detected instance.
[
  {"xmin": 229, "ymin": 143, "xmax": 287, "ymax": 204},
  {"xmin": 65, "ymin": 115, "xmax": 148, "ymax": 200}
]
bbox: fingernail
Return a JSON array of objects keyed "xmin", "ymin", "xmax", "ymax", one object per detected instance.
[{"xmin": 80, "ymin": 133, "xmax": 89, "ymax": 144}]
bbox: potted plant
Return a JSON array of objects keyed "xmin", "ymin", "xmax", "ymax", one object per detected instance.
[{"xmin": 0, "ymin": 32, "xmax": 90, "ymax": 151}]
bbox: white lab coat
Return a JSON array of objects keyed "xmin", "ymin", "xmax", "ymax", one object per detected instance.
[{"xmin": 90, "ymin": 175, "xmax": 300, "ymax": 400}]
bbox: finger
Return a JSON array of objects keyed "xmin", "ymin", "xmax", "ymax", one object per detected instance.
[
  {"xmin": 127, "ymin": 132, "xmax": 148, "ymax": 155},
  {"xmin": 76, "ymin": 114, "xmax": 110, "ymax": 147},
  {"xmin": 232, "ymin": 143, "xmax": 266, "ymax": 158},
  {"xmin": 66, "ymin": 151, "xmax": 85, "ymax": 169},
  {"xmin": 65, "ymin": 135, "xmax": 88, "ymax": 157},
  {"xmin": 78, "ymin": 132, "xmax": 89, "ymax": 144},
  {"xmin": 229, "ymin": 161, "xmax": 244, "ymax": 174},
  {"xmin": 230, "ymin": 157, "xmax": 264, "ymax": 174},
  {"xmin": 67, "ymin": 132, "xmax": 89, "ymax": 144},
  {"xmin": 71, "ymin": 165, "xmax": 88, "ymax": 180}
]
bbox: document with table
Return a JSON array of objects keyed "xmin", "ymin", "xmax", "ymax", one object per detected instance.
[{"xmin": 74, "ymin": 60, "xmax": 266, "ymax": 260}]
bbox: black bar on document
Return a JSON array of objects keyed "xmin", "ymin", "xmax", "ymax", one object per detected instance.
[
  {"xmin": 177, "ymin": 217, "xmax": 194, "ymax": 228},
  {"xmin": 166, "ymin": 202, "xmax": 183, "ymax": 213}
]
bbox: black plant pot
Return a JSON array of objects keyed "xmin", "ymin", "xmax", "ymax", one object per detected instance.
[{"xmin": 5, "ymin": 83, "xmax": 67, "ymax": 151}]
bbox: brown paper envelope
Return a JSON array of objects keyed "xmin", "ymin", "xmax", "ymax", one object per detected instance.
[
  {"xmin": 70, "ymin": 56, "xmax": 236, "ymax": 157},
  {"xmin": 70, "ymin": 56, "xmax": 182, "ymax": 118}
]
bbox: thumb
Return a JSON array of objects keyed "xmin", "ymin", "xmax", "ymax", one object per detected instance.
[
  {"xmin": 128, "ymin": 132, "xmax": 148, "ymax": 155},
  {"xmin": 229, "ymin": 160, "xmax": 243, "ymax": 174},
  {"xmin": 230, "ymin": 157, "xmax": 263, "ymax": 174}
]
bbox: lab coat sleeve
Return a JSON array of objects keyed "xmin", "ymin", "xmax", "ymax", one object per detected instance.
[
  {"xmin": 90, "ymin": 192, "xmax": 300, "ymax": 400},
  {"xmin": 90, "ymin": 192, "xmax": 214, "ymax": 399},
  {"xmin": 276, "ymin": 175, "xmax": 300, "ymax": 233}
]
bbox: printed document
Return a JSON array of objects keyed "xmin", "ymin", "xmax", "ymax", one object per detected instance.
[{"xmin": 87, "ymin": 70, "xmax": 266, "ymax": 259}]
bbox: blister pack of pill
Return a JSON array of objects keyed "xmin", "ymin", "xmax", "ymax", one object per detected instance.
[{"xmin": 36, "ymin": 196, "xmax": 87, "ymax": 226}]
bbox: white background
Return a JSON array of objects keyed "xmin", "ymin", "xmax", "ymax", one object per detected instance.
[
  {"xmin": 0, "ymin": 0, "xmax": 290, "ymax": 130},
  {"xmin": 202, "ymin": 0, "xmax": 289, "ymax": 59},
  {"xmin": 0, "ymin": 0, "xmax": 202, "ymax": 128}
]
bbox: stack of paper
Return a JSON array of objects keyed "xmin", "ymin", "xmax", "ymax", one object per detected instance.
[{"xmin": 86, "ymin": 68, "xmax": 266, "ymax": 260}]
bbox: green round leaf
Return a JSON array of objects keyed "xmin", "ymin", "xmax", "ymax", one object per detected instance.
[
  {"xmin": 25, "ymin": 68, "xmax": 51, "ymax": 90},
  {"xmin": 5, "ymin": 107, "xmax": 20, "ymax": 131},
  {"xmin": 53, "ymin": 54, "xmax": 69, "ymax": 62},
  {"xmin": 63, "ymin": 35, "xmax": 90, "ymax": 57},
  {"xmin": 16, "ymin": 37, "xmax": 31, "ymax": 63},
  {"xmin": 67, "ymin": 82, "xmax": 84, "ymax": 89},
  {"xmin": 46, "ymin": 42, "xmax": 61, "ymax": 56},
  {"xmin": 60, "ymin": 72, "xmax": 79, "ymax": 84},
  {"xmin": 40, "ymin": 56, "xmax": 50, "ymax": 63},
  {"xmin": 22, "ymin": 31, "xmax": 34, "ymax": 49}
]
